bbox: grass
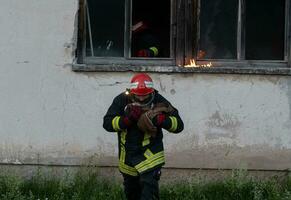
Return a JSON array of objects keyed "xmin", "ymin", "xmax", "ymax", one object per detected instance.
[
  {"xmin": 0, "ymin": 168, "xmax": 290, "ymax": 200},
  {"xmin": 160, "ymin": 176, "xmax": 291, "ymax": 200}
]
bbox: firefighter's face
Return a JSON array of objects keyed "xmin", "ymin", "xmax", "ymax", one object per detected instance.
[
  {"xmin": 132, "ymin": 92, "xmax": 155, "ymax": 106},
  {"xmin": 134, "ymin": 94, "xmax": 150, "ymax": 103}
]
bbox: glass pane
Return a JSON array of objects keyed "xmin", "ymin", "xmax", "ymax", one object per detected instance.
[
  {"xmin": 198, "ymin": 0, "xmax": 238, "ymax": 59},
  {"xmin": 131, "ymin": 0, "xmax": 171, "ymax": 58},
  {"xmin": 86, "ymin": 0, "xmax": 124, "ymax": 57},
  {"xmin": 245, "ymin": 0, "xmax": 285, "ymax": 60}
]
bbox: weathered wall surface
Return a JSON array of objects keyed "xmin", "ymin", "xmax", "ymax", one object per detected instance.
[{"xmin": 0, "ymin": 1, "xmax": 290, "ymax": 171}]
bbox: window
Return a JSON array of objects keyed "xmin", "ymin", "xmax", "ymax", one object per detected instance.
[
  {"xmin": 245, "ymin": 0, "xmax": 285, "ymax": 60},
  {"xmin": 77, "ymin": 0, "xmax": 174, "ymax": 66},
  {"xmin": 75, "ymin": 0, "xmax": 291, "ymax": 72},
  {"xmin": 195, "ymin": 0, "xmax": 290, "ymax": 67},
  {"xmin": 198, "ymin": 0, "xmax": 238, "ymax": 59}
]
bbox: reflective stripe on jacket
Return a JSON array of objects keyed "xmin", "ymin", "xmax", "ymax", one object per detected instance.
[{"xmin": 103, "ymin": 91, "xmax": 184, "ymax": 176}]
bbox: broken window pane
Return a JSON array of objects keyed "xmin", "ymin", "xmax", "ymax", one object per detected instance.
[
  {"xmin": 245, "ymin": 0, "xmax": 285, "ymax": 60},
  {"xmin": 198, "ymin": 0, "xmax": 238, "ymax": 59},
  {"xmin": 131, "ymin": 0, "xmax": 171, "ymax": 58},
  {"xmin": 86, "ymin": 0, "xmax": 124, "ymax": 57}
]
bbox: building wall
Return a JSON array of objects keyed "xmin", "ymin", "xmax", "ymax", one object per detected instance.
[{"xmin": 0, "ymin": 0, "xmax": 291, "ymax": 171}]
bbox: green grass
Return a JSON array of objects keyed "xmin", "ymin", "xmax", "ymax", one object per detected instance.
[
  {"xmin": 160, "ymin": 177, "xmax": 291, "ymax": 200},
  {"xmin": 0, "ymin": 167, "xmax": 125, "ymax": 200},
  {"xmin": 0, "ymin": 168, "xmax": 290, "ymax": 200}
]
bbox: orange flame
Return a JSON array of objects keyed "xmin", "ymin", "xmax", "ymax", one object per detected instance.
[{"xmin": 184, "ymin": 59, "xmax": 212, "ymax": 68}]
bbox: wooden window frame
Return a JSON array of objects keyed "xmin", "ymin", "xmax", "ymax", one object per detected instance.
[
  {"xmin": 74, "ymin": 0, "xmax": 291, "ymax": 74},
  {"xmin": 191, "ymin": 0, "xmax": 291, "ymax": 68},
  {"xmin": 75, "ymin": 0, "xmax": 178, "ymax": 67}
]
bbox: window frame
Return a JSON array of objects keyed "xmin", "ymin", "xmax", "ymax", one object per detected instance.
[
  {"xmin": 74, "ymin": 0, "xmax": 291, "ymax": 74},
  {"xmin": 76, "ymin": 0, "xmax": 177, "ymax": 66},
  {"xmin": 192, "ymin": 0, "xmax": 291, "ymax": 68}
]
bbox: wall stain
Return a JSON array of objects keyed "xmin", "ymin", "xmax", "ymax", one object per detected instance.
[
  {"xmin": 230, "ymin": 74, "xmax": 281, "ymax": 85},
  {"xmin": 170, "ymin": 89, "xmax": 176, "ymax": 95},
  {"xmin": 205, "ymin": 111, "xmax": 241, "ymax": 140},
  {"xmin": 99, "ymin": 81, "xmax": 126, "ymax": 87},
  {"xmin": 16, "ymin": 61, "xmax": 29, "ymax": 64},
  {"xmin": 257, "ymin": 75, "xmax": 281, "ymax": 85},
  {"xmin": 159, "ymin": 81, "xmax": 166, "ymax": 92},
  {"xmin": 287, "ymin": 78, "xmax": 291, "ymax": 123},
  {"xmin": 166, "ymin": 144, "xmax": 291, "ymax": 170}
]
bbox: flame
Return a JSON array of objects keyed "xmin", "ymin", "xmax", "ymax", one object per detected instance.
[{"xmin": 184, "ymin": 59, "xmax": 212, "ymax": 68}]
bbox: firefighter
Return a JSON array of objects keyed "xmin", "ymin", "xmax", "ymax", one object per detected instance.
[
  {"xmin": 132, "ymin": 21, "xmax": 161, "ymax": 57},
  {"xmin": 103, "ymin": 73, "xmax": 184, "ymax": 200}
]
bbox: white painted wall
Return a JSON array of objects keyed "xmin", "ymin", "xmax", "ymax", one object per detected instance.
[{"xmin": 0, "ymin": 0, "xmax": 291, "ymax": 170}]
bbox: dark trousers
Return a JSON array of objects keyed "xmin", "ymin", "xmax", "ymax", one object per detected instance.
[{"xmin": 122, "ymin": 169, "xmax": 161, "ymax": 200}]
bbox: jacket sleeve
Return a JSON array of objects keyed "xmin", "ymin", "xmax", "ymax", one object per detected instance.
[
  {"xmin": 157, "ymin": 94, "xmax": 184, "ymax": 134},
  {"xmin": 103, "ymin": 94, "xmax": 129, "ymax": 132}
]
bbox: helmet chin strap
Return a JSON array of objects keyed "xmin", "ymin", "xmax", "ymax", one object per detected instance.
[{"xmin": 131, "ymin": 92, "xmax": 155, "ymax": 108}]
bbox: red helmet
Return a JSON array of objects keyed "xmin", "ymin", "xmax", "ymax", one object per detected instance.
[{"xmin": 130, "ymin": 73, "xmax": 154, "ymax": 95}]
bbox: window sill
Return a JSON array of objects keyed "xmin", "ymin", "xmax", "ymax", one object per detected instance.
[{"xmin": 72, "ymin": 64, "xmax": 291, "ymax": 76}]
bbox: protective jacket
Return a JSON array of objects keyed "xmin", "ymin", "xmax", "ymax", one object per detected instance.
[
  {"xmin": 103, "ymin": 91, "xmax": 183, "ymax": 176},
  {"xmin": 132, "ymin": 29, "xmax": 160, "ymax": 57}
]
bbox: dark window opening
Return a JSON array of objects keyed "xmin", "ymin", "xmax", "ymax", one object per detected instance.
[
  {"xmin": 131, "ymin": 0, "xmax": 171, "ymax": 58},
  {"xmin": 85, "ymin": 0, "xmax": 125, "ymax": 57},
  {"xmin": 198, "ymin": 0, "xmax": 238, "ymax": 60},
  {"xmin": 245, "ymin": 0, "xmax": 285, "ymax": 60},
  {"xmin": 82, "ymin": 0, "xmax": 171, "ymax": 59}
]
